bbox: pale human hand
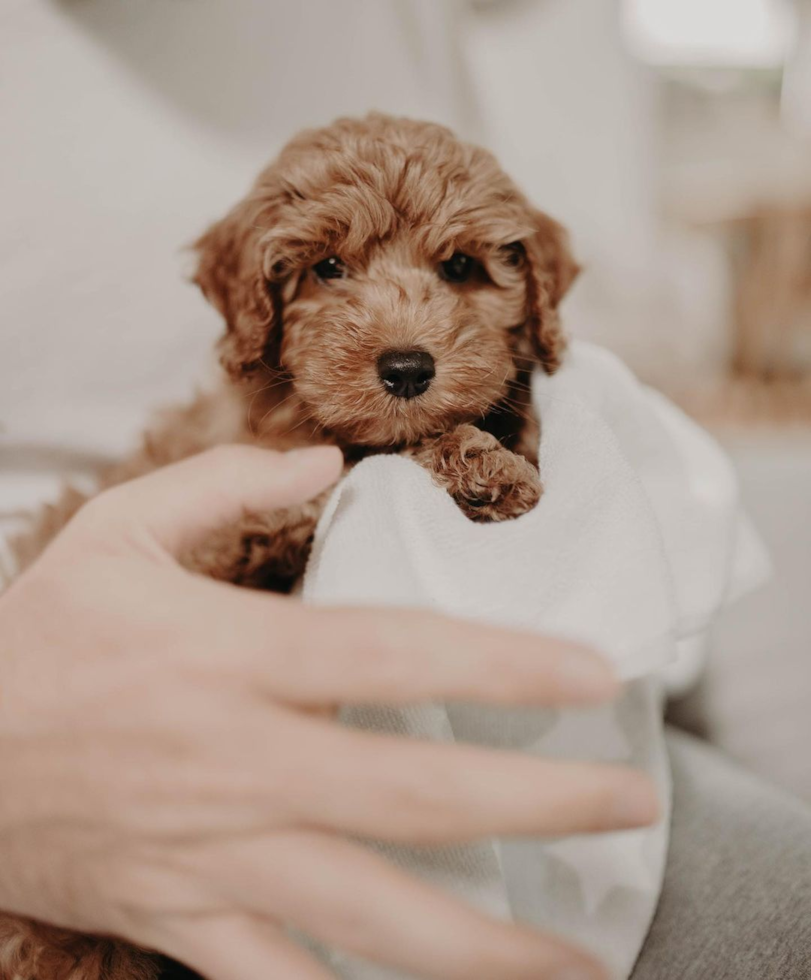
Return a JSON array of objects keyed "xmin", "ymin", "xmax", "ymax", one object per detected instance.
[{"xmin": 0, "ymin": 445, "xmax": 657, "ymax": 980}]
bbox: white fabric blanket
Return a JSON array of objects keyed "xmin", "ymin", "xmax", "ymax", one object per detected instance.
[{"xmin": 299, "ymin": 341, "xmax": 770, "ymax": 980}]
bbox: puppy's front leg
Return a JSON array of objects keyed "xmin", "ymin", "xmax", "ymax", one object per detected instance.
[{"xmin": 409, "ymin": 424, "xmax": 542, "ymax": 523}]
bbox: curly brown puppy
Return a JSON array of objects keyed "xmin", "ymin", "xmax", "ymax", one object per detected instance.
[{"xmin": 5, "ymin": 113, "xmax": 578, "ymax": 979}]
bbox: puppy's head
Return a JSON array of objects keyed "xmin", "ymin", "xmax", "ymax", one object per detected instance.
[{"xmin": 194, "ymin": 114, "xmax": 578, "ymax": 447}]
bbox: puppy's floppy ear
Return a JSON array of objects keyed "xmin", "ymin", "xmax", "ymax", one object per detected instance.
[
  {"xmin": 519, "ymin": 210, "xmax": 580, "ymax": 374},
  {"xmin": 193, "ymin": 195, "xmax": 281, "ymax": 382}
]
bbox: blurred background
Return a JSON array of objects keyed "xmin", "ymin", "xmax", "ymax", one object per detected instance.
[{"xmin": 1, "ymin": 0, "xmax": 809, "ymax": 797}]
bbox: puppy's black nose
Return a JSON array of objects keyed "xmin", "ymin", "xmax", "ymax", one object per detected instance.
[{"xmin": 377, "ymin": 349, "xmax": 435, "ymax": 399}]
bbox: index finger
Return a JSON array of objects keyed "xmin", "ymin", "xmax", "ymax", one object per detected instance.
[
  {"xmin": 188, "ymin": 583, "xmax": 619, "ymax": 707},
  {"xmin": 299, "ymin": 606, "xmax": 619, "ymax": 706},
  {"xmin": 76, "ymin": 444, "xmax": 343, "ymax": 557}
]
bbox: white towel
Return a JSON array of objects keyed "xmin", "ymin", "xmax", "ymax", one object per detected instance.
[{"xmin": 299, "ymin": 341, "xmax": 771, "ymax": 980}]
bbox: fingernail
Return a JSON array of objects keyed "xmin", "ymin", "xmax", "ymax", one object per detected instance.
[
  {"xmin": 613, "ymin": 773, "xmax": 660, "ymax": 827},
  {"xmin": 557, "ymin": 645, "xmax": 620, "ymax": 701}
]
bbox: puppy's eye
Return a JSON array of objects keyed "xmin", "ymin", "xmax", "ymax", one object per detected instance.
[
  {"xmin": 313, "ymin": 256, "xmax": 345, "ymax": 281},
  {"xmin": 504, "ymin": 242, "xmax": 525, "ymax": 267},
  {"xmin": 440, "ymin": 252, "xmax": 474, "ymax": 284}
]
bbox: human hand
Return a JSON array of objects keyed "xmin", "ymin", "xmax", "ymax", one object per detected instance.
[{"xmin": 0, "ymin": 445, "xmax": 657, "ymax": 980}]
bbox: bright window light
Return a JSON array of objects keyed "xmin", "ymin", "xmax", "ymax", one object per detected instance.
[{"xmin": 622, "ymin": 0, "xmax": 796, "ymax": 67}]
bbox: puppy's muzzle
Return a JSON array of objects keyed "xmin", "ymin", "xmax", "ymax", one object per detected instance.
[{"xmin": 377, "ymin": 349, "xmax": 435, "ymax": 399}]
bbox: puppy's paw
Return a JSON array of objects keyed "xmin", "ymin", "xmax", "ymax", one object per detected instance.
[{"xmin": 425, "ymin": 425, "xmax": 542, "ymax": 523}]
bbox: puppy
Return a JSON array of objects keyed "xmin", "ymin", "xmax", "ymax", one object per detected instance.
[{"xmin": 4, "ymin": 113, "xmax": 578, "ymax": 979}]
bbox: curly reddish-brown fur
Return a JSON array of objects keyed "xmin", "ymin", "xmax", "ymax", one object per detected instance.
[
  {"xmin": 7, "ymin": 114, "xmax": 578, "ymax": 978},
  {"xmin": 0, "ymin": 916, "xmax": 159, "ymax": 980}
]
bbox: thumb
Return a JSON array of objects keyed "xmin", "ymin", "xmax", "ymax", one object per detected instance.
[{"xmin": 87, "ymin": 445, "xmax": 343, "ymax": 557}]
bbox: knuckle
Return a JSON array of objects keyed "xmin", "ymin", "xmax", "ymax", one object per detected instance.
[
  {"xmin": 346, "ymin": 616, "xmax": 420, "ymax": 690},
  {"xmin": 67, "ymin": 486, "xmax": 132, "ymax": 539},
  {"xmin": 478, "ymin": 650, "xmax": 527, "ymax": 696},
  {"xmin": 379, "ymin": 757, "xmax": 469, "ymax": 838},
  {"xmin": 68, "ymin": 489, "xmax": 150, "ymax": 557},
  {"xmin": 319, "ymin": 609, "xmax": 386, "ymax": 670}
]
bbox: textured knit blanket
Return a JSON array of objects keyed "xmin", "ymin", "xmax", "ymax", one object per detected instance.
[{"xmin": 298, "ymin": 341, "xmax": 770, "ymax": 980}]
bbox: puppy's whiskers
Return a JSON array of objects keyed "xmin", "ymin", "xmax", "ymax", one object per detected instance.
[
  {"xmin": 254, "ymin": 388, "xmax": 301, "ymax": 432},
  {"xmin": 247, "ymin": 376, "xmax": 292, "ymax": 435}
]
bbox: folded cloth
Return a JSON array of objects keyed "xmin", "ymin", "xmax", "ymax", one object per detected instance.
[{"xmin": 299, "ymin": 341, "xmax": 771, "ymax": 980}]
